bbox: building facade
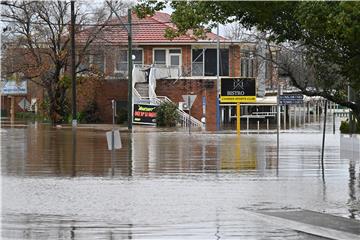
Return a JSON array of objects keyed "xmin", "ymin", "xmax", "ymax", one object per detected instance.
[{"xmin": 75, "ymin": 12, "xmax": 278, "ymax": 131}]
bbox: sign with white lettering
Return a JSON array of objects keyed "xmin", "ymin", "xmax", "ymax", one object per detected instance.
[
  {"xmin": 133, "ymin": 104, "xmax": 158, "ymax": 125},
  {"xmin": 220, "ymin": 78, "xmax": 256, "ymax": 103},
  {"xmin": 279, "ymin": 94, "xmax": 303, "ymax": 105},
  {"xmin": 1, "ymin": 80, "xmax": 27, "ymax": 95}
]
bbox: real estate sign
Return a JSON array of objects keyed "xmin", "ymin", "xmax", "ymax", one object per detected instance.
[
  {"xmin": 220, "ymin": 78, "xmax": 256, "ymax": 103},
  {"xmin": 133, "ymin": 104, "xmax": 158, "ymax": 125}
]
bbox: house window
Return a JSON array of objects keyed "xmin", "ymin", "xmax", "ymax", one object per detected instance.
[
  {"xmin": 91, "ymin": 52, "xmax": 105, "ymax": 72},
  {"xmin": 153, "ymin": 49, "xmax": 182, "ymax": 67},
  {"xmin": 169, "ymin": 49, "xmax": 181, "ymax": 68},
  {"xmin": 191, "ymin": 48, "xmax": 229, "ymax": 76},
  {"xmin": 154, "ymin": 49, "xmax": 166, "ymax": 65},
  {"xmin": 115, "ymin": 49, "xmax": 143, "ymax": 74},
  {"xmin": 192, "ymin": 49, "xmax": 204, "ymax": 76},
  {"xmin": 240, "ymin": 50, "xmax": 255, "ymax": 77},
  {"xmin": 76, "ymin": 51, "xmax": 105, "ymax": 74}
]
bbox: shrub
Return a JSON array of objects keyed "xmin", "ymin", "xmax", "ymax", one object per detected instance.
[
  {"xmin": 82, "ymin": 101, "xmax": 102, "ymax": 123},
  {"xmin": 156, "ymin": 102, "xmax": 179, "ymax": 127},
  {"xmin": 116, "ymin": 108, "xmax": 128, "ymax": 124},
  {"xmin": 340, "ymin": 120, "xmax": 360, "ymax": 134}
]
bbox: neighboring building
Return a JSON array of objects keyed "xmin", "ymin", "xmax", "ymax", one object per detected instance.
[{"xmin": 76, "ymin": 12, "xmax": 279, "ymax": 131}]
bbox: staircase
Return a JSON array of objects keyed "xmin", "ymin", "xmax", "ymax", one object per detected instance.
[
  {"xmin": 135, "ymin": 83, "xmax": 149, "ymax": 98},
  {"xmin": 132, "ymin": 66, "xmax": 203, "ymax": 129}
]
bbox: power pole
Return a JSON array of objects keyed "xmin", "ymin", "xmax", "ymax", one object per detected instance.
[
  {"xmin": 71, "ymin": 0, "xmax": 77, "ymax": 127},
  {"xmin": 106, "ymin": 2, "xmax": 133, "ymax": 130},
  {"xmin": 127, "ymin": 9, "xmax": 133, "ymax": 130}
]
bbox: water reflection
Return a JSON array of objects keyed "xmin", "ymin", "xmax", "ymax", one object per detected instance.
[
  {"xmin": 1, "ymin": 123, "xmax": 360, "ymax": 239},
  {"xmin": 2, "ymin": 125, "xmax": 284, "ymax": 177}
]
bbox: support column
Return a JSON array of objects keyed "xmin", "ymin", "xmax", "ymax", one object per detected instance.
[
  {"xmin": 283, "ymin": 105, "xmax": 287, "ymax": 130},
  {"xmin": 237, "ymin": 102, "xmax": 240, "ymax": 135},
  {"xmin": 10, "ymin": 96, "xmax": 15, "ymax": 123}
]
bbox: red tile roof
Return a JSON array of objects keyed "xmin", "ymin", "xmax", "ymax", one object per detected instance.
[{"xmin": 77, "ymin": 12, "xmax": 228, "ymax": 45}]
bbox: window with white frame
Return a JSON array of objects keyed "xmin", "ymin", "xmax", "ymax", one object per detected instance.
[
  {"xmin": 115, "ymin": 49, "xmax": 143, "ymax": 74},
  {"xmin": 240, "ymin": 50, "xmax": 255, "ymax": 77},
  {"xmin": 153, "ymin": 49, "xmax": 182, "ymax": 67},
  {"xmin": 154, "ymin": 49, "xmax": 166, "ymax": 65}
]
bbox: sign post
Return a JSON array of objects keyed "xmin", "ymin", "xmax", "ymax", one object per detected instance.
[
  {"xmin": 220, "ymin": 78, "xmax": 256, "ymax": 134},
  {"xmin": 188, "ymin": 95, "xmax": 191, "ymax": 134},
  {"xmin": 237, "ymin": 102, "xmax": 241, "ymax": 134},
  {"xmin": 182, "ymin": 94, "xmax": 197, "ymax": 134}
]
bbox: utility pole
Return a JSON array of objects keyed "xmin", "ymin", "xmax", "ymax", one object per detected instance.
[
  {"xmin": 71, "ymin": 0, "xmax": 77, "ymax": 127},
  {"xmin": 106, "ymin": 2, "xmax": 133, "ymax": 130},
  {"xmin": 127, "ymin": 9, "xmax": 133, "ymax": 130},
  {"xmin": 216, "ymin": 23, "xmax": 220, "ymax": 131},
  {"xmin": 348, "ymin": 85, "xmax": 353, "ymax": 133}
]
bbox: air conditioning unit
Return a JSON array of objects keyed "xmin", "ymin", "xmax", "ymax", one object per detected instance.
[{"xmin": 179, "ymin": 102, "xmax": 189, "ymax": 111}]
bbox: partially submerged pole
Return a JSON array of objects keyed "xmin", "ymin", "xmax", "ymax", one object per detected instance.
[
  {"xmin": 71, "ymin": 1, "xmax": 77, "ymax": 127},
  {"xmin": 321, "ymin": 100, "xmax": 328, "ymax": 181},
  {"xmin": 127, "ymin": 9, "xmax": 133, "ymax": 130},
  {"xmin": 237, "ymin": 102, "xmax": 240, "ymax": 135},
  {"xmin": 277, "ymin": 84, "xmax": 281, "ymax": 162}
]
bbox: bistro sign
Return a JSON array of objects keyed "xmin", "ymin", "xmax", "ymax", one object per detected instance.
[
  {"xmin": 133, "ymin": 103, "xmax": 158, "ymax": 125},
  {"xmin": 220, "ymin": 78, "xmax": 256, "ymax": 103}
]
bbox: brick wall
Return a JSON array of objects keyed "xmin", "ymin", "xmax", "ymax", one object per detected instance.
[
  {"xmin": 156, "ymin": 79, "xmax": 218, "ymax": 131},
  {"xmin": 229, "ymin": 45, "xmax": 240, "ymax": 77},
  {"xmin": 94, "ymin": 80, "xmax": 128, "ymax": 123}
]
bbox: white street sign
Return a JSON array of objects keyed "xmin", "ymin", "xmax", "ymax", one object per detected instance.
[
  {"xmin": 106, "ymin": 130, "xmax": 122, "ymax": 150},
  {"xmin": 1, "ymin": 80, "xmax": 27, "ymax": 95},
  {"xmin": 182, "ymin": 95, "xmax": 197, "ymax": 108},
  {"xmin": 18, "ymin": 98, "xmax": 30, "ymax": 110}
]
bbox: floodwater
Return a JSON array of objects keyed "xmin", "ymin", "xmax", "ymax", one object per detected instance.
[{"xmin": 1, "ymin": 120, "xmax": 359, "ymax": 239}]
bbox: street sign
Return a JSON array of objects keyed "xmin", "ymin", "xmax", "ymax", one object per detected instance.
[
  {"xmin": 106, "ymin": 130, "xmax": 122, "ymax": 150},
  {"xmin": 133, "ymin": 103, "xmax": 158, "ymax": 125},
  {"xmin": 18, "ymin": 98, "xmax": 30, "ymax": 110},
  {"xmin": 220, "ymin": 77, "xmax": 256, "ymax": 103},
  {"xmin": 182, "ymin": 95, "xmax": 197, "ymax": 108},
  {"xmin": 279, "ymin": 94, "xmax": 304, "ymax": 105},
  {"xmin": 1, "ymin": 80, "xmax": 27, "ymax": 95}
]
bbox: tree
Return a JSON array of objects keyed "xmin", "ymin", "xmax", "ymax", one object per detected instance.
[
  {"xmin": 1, "ymin": 1, "xmax": 129, "ymax": 123},
  {"xmin": 135, "ymin": 1, "xmax": 360, "ymax": 123}
]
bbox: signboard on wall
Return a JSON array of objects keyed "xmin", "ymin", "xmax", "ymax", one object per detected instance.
[
  {"xmin": 220, "ymin": 78, "xmax": 256, "ymax": 103},
  {"xmin": 133, "ymin": 104, "xmax": 158, "ymax": 125},
  {"xmin": 1, "ymin": 80, "xmax": 27, "ymax": 95}
]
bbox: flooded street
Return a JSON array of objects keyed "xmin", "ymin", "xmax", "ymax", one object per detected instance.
[{"xmin": 1, "ymin": 121, "xmax": 360, "ymax": 239}]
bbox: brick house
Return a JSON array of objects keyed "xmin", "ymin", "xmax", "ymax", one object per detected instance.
[{"xmin": 77, "ymin": 12, "xmax": 278, "ymax": 130}]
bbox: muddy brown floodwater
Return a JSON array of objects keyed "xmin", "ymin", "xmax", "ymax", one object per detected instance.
[{"xmin": 1, "ymin": 121, "xmax": 359, "ymax": 239}]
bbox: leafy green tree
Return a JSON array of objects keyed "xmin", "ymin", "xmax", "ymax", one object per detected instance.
[{"xmin": 135, "ymin": 1, "xmax": 360, "ymax": 124}]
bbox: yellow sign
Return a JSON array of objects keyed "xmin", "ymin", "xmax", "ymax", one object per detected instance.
[{"xmin": 220, "ymin": 96, "xmax": 256, "ymax": 103}]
